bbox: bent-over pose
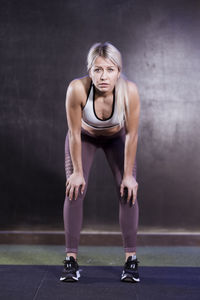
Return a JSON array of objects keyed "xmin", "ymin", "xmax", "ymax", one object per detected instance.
[{"xmin": 60, "ymin": 42, "xmax": 140, "ymax": 283}]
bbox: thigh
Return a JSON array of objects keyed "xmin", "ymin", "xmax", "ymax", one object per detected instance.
[
  {"xmin": 65, "ymin": 130, "xmax": 98, "ymax": 181},
  {"xmin": 102, "ymin": 132, "xmax": 137, "ymax": 187}
]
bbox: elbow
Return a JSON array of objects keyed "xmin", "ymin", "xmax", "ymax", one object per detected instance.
[
  {"xmin": 126, "ymin": 132, "xmax": 138, "ymax": 143},
  {"xmin": 68, "ymin": 129, "xmax": 81, "ymax": 141}
]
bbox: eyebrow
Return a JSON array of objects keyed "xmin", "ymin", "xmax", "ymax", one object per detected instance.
[{"xmin": 94, "ymin": 65, "xmax": 116, "ymax": 68}]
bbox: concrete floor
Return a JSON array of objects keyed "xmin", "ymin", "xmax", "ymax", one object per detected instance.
[{"xmin": 0, "ymin": 245, "xmax": 200, "ymax": 267}]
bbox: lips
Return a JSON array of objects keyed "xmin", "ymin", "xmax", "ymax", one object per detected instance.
[{"xmin": 99, "ymin": 83, "xmax": 109, "ymax": 86}]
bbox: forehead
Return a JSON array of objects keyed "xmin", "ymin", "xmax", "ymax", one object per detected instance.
[{"xmin": 92, "ymin": 56, "xmax": 117, "ymax": 68}]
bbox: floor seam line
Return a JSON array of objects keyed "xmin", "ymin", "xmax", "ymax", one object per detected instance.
[{"xmin": 32, "ymin": 269, "xmax": 47, "ymax": 300}]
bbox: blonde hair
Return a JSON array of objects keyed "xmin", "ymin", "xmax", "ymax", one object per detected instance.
[{"xmin": 86, "ymin": 42, "xmax": 129, "ymax": 127}]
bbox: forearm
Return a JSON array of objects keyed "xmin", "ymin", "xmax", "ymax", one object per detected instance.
[
  {"xmin": 123, "ymin": 134, "xmax": 138, "ymax": 177},
  {"xmin": 68, "ymin": 131, "xmax": 83, "ymax": 175}
]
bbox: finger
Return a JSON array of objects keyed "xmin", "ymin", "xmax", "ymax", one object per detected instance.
[
  {"xmin": 129, "ymin": 194, "xmax": 133, "ymax": 207},
  {"xmin": 127, "ymin": 188, "xmax": 132, "ymax": 202},
  {"xmin": 120, "ymin": 184, "xmax": 124, "ymax": 197},
  {"xmin": 134, "ymin": 187, "xmax": 138, "ymax": 201},
  {"xmin": 66, "ymin": 185, "xmax": 70, "ymax": 197},
  {"xmin": 131, "ymin": 194, "xmax": 135, "ymax": 206},
  {"xmin": 132, "ymin": 188, "xmax": 138, "ymax": 205},
  {"xmin": 74, "ymin": 186, "xmax": 79, "ymax": 200},
  {"xmin": 69, "ymin": 186, "xmax": 74, "ymax": 201},
  {"xmin": 81, "ymin": 182, "xmax": 85, "ymax": 195}
]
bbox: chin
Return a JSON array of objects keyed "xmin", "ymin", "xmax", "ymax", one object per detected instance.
[{"xmin": 98, "ymin": 85, "xmax": 113, "ymax": 92}]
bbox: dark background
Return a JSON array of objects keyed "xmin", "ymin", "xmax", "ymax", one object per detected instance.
[{"xmin": 0, "ymin": 0, "xmax": 200, "ymax": 231}]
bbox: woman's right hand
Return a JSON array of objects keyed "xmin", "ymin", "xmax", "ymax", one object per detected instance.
[{"xmin": 66, "ymin": 173, "xmax": 86, "ymax": 201}]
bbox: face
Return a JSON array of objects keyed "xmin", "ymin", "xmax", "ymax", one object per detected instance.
[{"xmin": 89, "ymin": 56, "xmax": 120, "ymax": 93}]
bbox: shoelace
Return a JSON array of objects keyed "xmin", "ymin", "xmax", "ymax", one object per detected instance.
[
  {"xmin": 125, "ymin": 258, "xmax": 139, "ymax": 270},
  {"xmin": 63, "ymin": 260, "xmax": 78, "ymax": 273}
]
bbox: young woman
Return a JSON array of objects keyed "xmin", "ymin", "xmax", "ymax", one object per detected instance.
[{"xmin": 60, "ymin": 42, "xmax": 140, "ymax": 283}]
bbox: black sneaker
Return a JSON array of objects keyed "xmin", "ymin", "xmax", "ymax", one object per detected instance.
[
  {"xmin": 121, "ymin": 256, "xmax": 140, "ymax": 283},
  {"xmin": 60, "ymin": 256, "xmax": 80, "ymax": 282}
]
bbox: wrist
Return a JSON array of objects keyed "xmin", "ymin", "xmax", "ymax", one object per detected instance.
[
  {"xmin": 123, "ymin": 172, "xmax": 133, "ymax": 178},
  {"xmin": 73, "ymin": 170, "xmax": 83, "ymax": 176}
]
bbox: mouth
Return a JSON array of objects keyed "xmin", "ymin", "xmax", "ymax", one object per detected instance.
[{"xmin": 99, "ymin": 83, "xmax": 109, "ymax": 86}]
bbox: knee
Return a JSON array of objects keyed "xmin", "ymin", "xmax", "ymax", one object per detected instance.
[{"xmin": 64, "ymin": 190, "xmax": 86, "ymax": 207}]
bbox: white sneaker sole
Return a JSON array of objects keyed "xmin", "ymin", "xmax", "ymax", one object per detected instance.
[
  {"xmin": 121, "ymin": 273, "xmax": 140, "ymax": 283},
  {"xmin": 60, "ymin": 270, "xmax": 80, "ymax": 282}
]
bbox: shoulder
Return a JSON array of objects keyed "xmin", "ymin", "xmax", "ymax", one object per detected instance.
[
  {"xmin": 126, "ymin": 80, "xmax": 139, "ymax": 97},
  {"xmin": 66, "ymin": 76, "xmax": 92, "ymax": 106},
  {"xmin": 125, "ymin": 79, "xmax": 140, "ymax": 107},
  {"xmin": 67, "ymin": 76, "xmax": 91, "ymax": 95}
]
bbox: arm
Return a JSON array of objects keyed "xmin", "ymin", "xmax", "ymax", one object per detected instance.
[
  {"xmin": 65, "ymin": 79, "xmax": 86, "ymax": 200},
  {"xmin": 120, "ymin": 81, "xmax": 140, "ymax": 205}
]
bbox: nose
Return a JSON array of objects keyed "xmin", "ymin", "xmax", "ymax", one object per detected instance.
[{"xmin": 100, "ymin": 70, "xmax": 107, "ymax": 80}]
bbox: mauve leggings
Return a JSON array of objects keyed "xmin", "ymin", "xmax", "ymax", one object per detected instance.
[{"xmin": 63, "ymin": 126, "xmax": 139, "ymax": 254}]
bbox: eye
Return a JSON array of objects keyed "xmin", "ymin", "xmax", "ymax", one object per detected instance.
[
  {"xmin": 94, "ymin": 68, "xmax": 101, "ymax": 72},
  {"xmin": 108, "ymin": 68, "xmax": 114, "ymax": 72}
]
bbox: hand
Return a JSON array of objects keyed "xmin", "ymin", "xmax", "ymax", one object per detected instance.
[
  {"xmin": 66, "ymin": 173, "xmax": 86, "ymax": 201},
  {"xmin": 120, "ymin": 175, "xmax": 138, "ymax": 206}
]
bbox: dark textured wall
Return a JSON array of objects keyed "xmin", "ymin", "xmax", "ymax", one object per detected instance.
[{"xmin": 0, "ymin": 0, "xmax": 200, "ymax": 230}]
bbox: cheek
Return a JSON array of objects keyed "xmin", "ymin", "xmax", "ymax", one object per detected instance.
[
  {"xmin": 91, "ymin": 72, "xmax": 99, "ymax": 82},
  {"xmin": 111, "ymin": 73, "xmax": 119, "ymax": 83}
]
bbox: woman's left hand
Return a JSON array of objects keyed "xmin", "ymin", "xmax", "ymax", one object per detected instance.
[{"xmin": 120, "ymin": 175, "xmax": 138, "ymax": 205}]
